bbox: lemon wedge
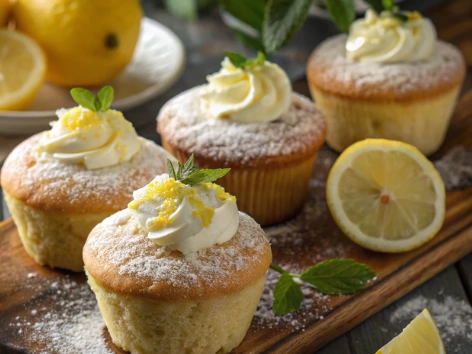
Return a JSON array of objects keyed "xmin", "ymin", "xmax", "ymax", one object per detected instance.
[
  {"xmin": 376, "ymin": 308, "xmax": 445, "ymax": 354},
  {"xmin": 327, "ymin": 139, "xmax": 445, "ymax": 253},
  {"xmin": 0, "ymin": 29, "xmax": 46, "ymax": 110}
]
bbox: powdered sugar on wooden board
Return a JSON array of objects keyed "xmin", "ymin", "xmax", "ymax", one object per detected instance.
[
  {"xmin": 310, "ymin": 35, "xmax": 464, "ymax": 97},
  {"xmin": 390, "ymin": 295, "xmax": 472, "ymax": 353},
  {"xmin": 435, "ymin": 146, "xmax": 472, "ymax": 190},
  {"xmin": 157, "ymin": 87, "xmax": 325, "ymax": 165},
  {"xmin": 9, "ymin": 274, "xmax": 112, "ymax": 354}
]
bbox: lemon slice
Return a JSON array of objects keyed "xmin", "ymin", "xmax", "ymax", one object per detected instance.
[
  {"xmin": 376, "ymin": 308, "xmax": 445, "ymax": 354},
  {"xmin": 0, "ymin": 29, "xmax": 46, "ymax": 110},
  {"xmin": 327, "ymin": 139, "xmax": 445, "ymax": 253}
]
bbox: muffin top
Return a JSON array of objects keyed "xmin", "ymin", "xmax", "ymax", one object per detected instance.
[
  {"xmin": 307, "ymin": 34, "xmax": 465, "ymax": 101},
  {"xmin": 158, "ymin": 88, "xmax": 325, "ymax": 167},
  {"xmin": 1, "ymin": 133, "xmax": 169, "ymax": 213},
  {"xmin": 83, "ymin": 210, "xmax": 272, "ymax": 301}
]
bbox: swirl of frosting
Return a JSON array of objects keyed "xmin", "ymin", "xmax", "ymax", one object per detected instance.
[
  {"xmin": 346, "ymin": 9, "xmax": 437, "ymax": 63},
  {"xmin": 201, "ymin": 57, "xmax": 292, "ymax": 123},
  {"xmin": 36, "ymin": 106, "xmax": 142, "ymax": 170},
  {"xmin": 128, "ymin": 174, "xmax": 239, "ymax": 254}
]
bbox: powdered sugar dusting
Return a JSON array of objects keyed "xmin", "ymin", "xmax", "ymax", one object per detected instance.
[
  {"xmin": 254, "ymin": 147, "xmax": 352, "ymax": 331},
  {"xmin": 2, "ymin": 136, "xmax": 168, "ymax": 212},
  {"xmin": 86, "ymin": 211, "xmax": 269, "ymax": 296},
  {"xmin": 9, "ymin": 275, "xmax": 111, "ymax": 354},
  {"xmin": 310, "ymin": 35, "xmax": 464, "ymax": 97},
  {"xmin": 390, "ymin": 295, "xmax": 472, "ymax": 353},
  {"xmin": 157, "ymin": 88, "xmax": 325, "ymax": 165},
  {"xmin": 435, "ymin": 146, "xmax": 472, "ymax": 190}
]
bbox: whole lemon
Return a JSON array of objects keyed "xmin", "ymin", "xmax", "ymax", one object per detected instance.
[
  {"xmin": 13, "ymin": 0, "xmax": 142, "ymax": 87},
  {"xmin": 0, "ymin": 0, "xmax": 12, "ymax": 27}
]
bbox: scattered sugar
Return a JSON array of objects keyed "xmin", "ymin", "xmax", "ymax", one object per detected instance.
[
  {"xmin": 87, "ymin": 211, "xmax": 269, "ymax": 295},
  {"xmin": 435, "ymin": 146, "xmax": 472, "ymax": 190},
  {"xmin": 390, "ymin": 295, "xmax": 472, "ymax": 353},
  {"xmin": 254, "ymin": 147, "xmax": 351, "ymax": 331},
  {"xmin": 310, "ymin": 35, "xmax": 465, "ymax": 98},
  {"xmin": 158, "ymin": 88, "xmax": 325, "ymax": 165},
  {"xmin": 10, "ymin": 276, "xmax": 111, "ymax": 354},
  {"xmin": 3, "ymin": 137, "xmax": 167, "ymax": 212}
]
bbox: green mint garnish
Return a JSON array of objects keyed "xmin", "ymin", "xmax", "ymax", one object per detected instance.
[
  {"xmin": 225, "ymin": 51, "xmax": 266, "ymax": 69},
  {"xmin": 262, "ymin": 0, "xmax": 313, "ymax": 53},
  {"xmin": 326, "ymin": 0, "xmax": 356, "ymax": 33},
  {"xmin": 273, "ymin": 272, "xmax": 304, "ymax": 315},
  {"xmin": 270, "ymin": 259, "xmax": 376, "ymax": 315},
  {"xmin": 167, "ymin": 154, "xmax": 230, "ymax": 186},
  {"xmin": 70, "ymin": 86, "xmax": 114, "ymax": 113}
]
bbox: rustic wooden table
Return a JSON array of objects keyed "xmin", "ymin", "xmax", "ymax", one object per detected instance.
[{"xmin": 1, "ymin": 1, "xmax": 471, "ymax": 353}]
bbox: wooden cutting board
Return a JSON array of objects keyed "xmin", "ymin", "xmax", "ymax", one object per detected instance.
[{"xmin": 1, "ymin": 91, "xmax": 472, "ymax": 354}]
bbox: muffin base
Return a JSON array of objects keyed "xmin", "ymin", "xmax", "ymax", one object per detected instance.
[
  {"xmin": 87, "ymin": 273, "xmax": 266, "ymax": 354},
  {"xmin": 163, "ymin": 138, "xmax": 317, "ymax": 226},
  {"xmin": 310, "ymin": 86, "xmax": 461, "ymax": 155},
  {"xmin": 5, "ymin": 192, "xmax": 111, "ymax": 272}
]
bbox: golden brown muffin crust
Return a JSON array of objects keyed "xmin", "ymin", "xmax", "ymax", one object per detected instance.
[
  {"xmin": 157, "ymin": 88, "xmax": 326, "ymax": 168},
  {"xmin": 83, "ymin": 210, "xmax": 272, "ymax": 301},
  {"xmin": 1, "ymin": 133, "xmax": 169, "ymax": 214},
  {"xmin": 307, "ymin": 35, "xmax": 466, "ymax": 102}
]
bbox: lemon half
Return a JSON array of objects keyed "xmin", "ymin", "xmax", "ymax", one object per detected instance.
[
  {"xmin": 0, "ymin": 29, "xmax": 46, "ymax": 110},
  {"xmin": 376, "ymin": 308, "xmax": 445, "ymax": 354},
  {"xmin": 327, "ymin": 139, "xmax": 445, "ymax": 253}
]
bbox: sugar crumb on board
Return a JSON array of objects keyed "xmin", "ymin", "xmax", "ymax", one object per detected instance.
[
  {"xmin": 10, "ymin": 275, "xmax": 112, "ymax": 354},
  {"xmin": 390, "ymin": 295, "xmax": 472, "ymax": 353}
]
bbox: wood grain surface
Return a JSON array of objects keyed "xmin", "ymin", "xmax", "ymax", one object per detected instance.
[
  {"xmin": 1, "ymin": 0, "xmax": 472, "ymax": 353},
  {"xmin": 0, "ymin": 90, "xmax": 472, "ymax": 353}
]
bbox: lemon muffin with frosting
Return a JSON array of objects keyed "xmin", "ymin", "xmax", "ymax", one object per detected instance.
[
  {"xmin": 307, "ymin": 9, "xmax": 466, "ymax": 155},
  {"xmin": 1, "ymin": 87, "xmax": 170, "ymax": 272},
  {"xmin": 83, "ymin": 158, "xmax": 272, "ymax": 354},
  {"xmin": 158, "ymin": 52, "xmax": 326, "ymax": 226}
]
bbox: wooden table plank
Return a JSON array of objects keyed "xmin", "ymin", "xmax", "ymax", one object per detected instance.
[{"xmin": 346, "ymin": 266, "xmax": 472, "ymax": 354}]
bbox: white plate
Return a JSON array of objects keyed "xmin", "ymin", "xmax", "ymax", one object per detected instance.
[{"xmin": 0, "ymin": 17, "xmax": 185, "ymax": 135}]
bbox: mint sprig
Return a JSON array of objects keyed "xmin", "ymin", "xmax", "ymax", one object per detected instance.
[
  {"xmin": 167, "ymin": 154, "xmax": 230, "ymax": 186},
  {"xmin": 326, "ymin": 0, "xmax": 355, "ymax": 33},
  {"xmin": 262, "ymin": 0, "xmax": 313, "ymax": 54},
  {"xmin": 270, "ymin": 259, "xmax": 376, "ymax": 315},
  {"xmin": 225, "ymin": 51, "xmax": 266, "ymax": 69},
  {"xmin": 70, "ymin": 86, "xmax": 114, "ymax": 113}
]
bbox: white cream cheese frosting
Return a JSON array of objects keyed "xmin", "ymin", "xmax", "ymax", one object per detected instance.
[
  {"xmin": 128, "ymin": 174, "xmax": 239, "ymax": 254},
  {"xmin": 201, "ymin": 57, "xmax": 292, "ymax": 123},
  {"xmin": 36, "ymin": 106, "xmax": 142, "ymax": 170},
  {"xmin": 346, "ymin": 9, "xmax": 437, "ymax": 63}
]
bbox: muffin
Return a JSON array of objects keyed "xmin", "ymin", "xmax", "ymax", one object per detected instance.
[
  {"xmin": 83, "ymin": 160, "xmax": 272, "ymax": 354},
  {"xmin": 158, "ymin": 53, "xmax": 326, "ymax": 226},
  {"xmin": 1, "ymin": 87, "xmax": 170, "ymax": 271},
  {"xmin": 307, "ymin": 10, "xmax": 466, "ymax": 155}
]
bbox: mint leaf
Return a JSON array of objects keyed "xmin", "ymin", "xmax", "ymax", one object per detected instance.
[
  {"xmin": 168, "ymin": 154, "xmax": 230, "ymax": 186},
  {"xmin": 363, "ymin": 0, "xmax": 383, "ymax": 13},
  {"xmin": 393, "ymin": 12, "xmax": 408, "ymax": 22},
  {"xmin": 326, "ymin": 0, "xmax": 355, "ymax": 33},
  {"xmin": 246, "ymin": 51, "xmax": 266, "ymax": 67},
  {"xmin": 225, "ymin": 51, "xmax": 247, "ymax": 68},
  {"xmin": 96, "ymin": 86, "xmax": 114, "ymax": 112},
  {"xmin": 180, "ymin": 168, "xmax": 230, "ymax": 186},
  {"xmin": 273, "ymin": 272, "xmax": 303, "ymax": 315},
  {"xmin": 382, "ymin": 0, "xmax": 394, "ymax": 11},
  {"xmin": 263, "ymin": 0, "xmax": 312, "ymax": 54},
  {"xmin": 221, "ymin": 0, "xmax": 265, "ymax": 32},
  {"xmin": 300, "ymin": 259, "xmax": 375, "ymax": 295},
  {"xmin": 70, "ymin": 88, "xmax": 97, "ymax": 112},
  {"xmin": 167, "ymin": 159, "xmax": 177, "ymax": 180},
  {"xmin": 236, "ymin": 30, "xmax": 265, "ymax": 52}
]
